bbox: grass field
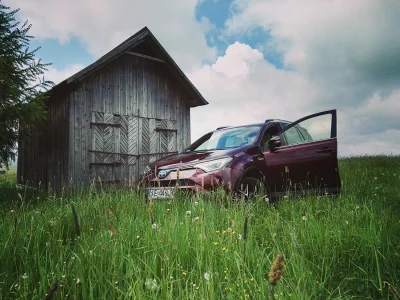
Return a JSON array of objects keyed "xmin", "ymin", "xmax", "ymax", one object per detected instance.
[{"xmin": 1, "ymin": 156, "xmax": 399, "ymax": 299}]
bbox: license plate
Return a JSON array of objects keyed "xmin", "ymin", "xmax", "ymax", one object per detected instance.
[{"xmin": 146, "ymin": 188, "xmax": 175, "ymax": 200}]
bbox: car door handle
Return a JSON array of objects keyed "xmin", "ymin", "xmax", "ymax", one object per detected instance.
[{"xmin": 316, "ymin": 147, "xmax": 336, "ymax": 153}]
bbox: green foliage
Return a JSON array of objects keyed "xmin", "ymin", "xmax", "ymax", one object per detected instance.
[
  {"xmin": 0, "ymin": 156, "xmax": 400, "ymax": 299},
  {"xmin": 0, "ymin": 1, "xmax": 53, "ymax": 168}
]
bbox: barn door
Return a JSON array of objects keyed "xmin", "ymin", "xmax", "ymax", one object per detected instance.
[
  {"xmin": 89, "ymin": 112, "xmax": 139, "ymax": 185},
  {"xmin": 139, "ymin": 118, "xmax": 177, "ymax": 174}
]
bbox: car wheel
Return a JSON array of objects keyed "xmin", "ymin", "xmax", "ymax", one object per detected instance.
[{"xmin": 236, "ymin": 176, "xmax": 262, "ymax": 201}]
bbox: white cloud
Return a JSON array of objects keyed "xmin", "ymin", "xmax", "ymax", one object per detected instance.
[
  {"xmin": 189, "ymin": 42, "xmax": 318, "ymax": 142},
  {"xmin": 188, "ymin": 40, "xmax": 399, "ymax": 157},
  {"xmin": 6, "ymin": 0, "xmax": 217, "ymax": 72},
  {"xmin": 224, "ymin": 0, "xmax": 400, "ymax": 108},
  {"xmin": 197, "ymin": 0, "xmax": 400, "ymax": 156},
  {"xmin": 45, "ymin": 64, "xmax": 86, "ymax": 85}
]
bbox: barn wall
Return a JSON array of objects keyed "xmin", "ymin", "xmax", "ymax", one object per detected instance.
[
  {"xmin": 68, "ymin": 54, "xmax": 192, "ymax": 188},
  {"xmin": 17, "ymin": 93, "xmax": 70, "ymax": 192}
]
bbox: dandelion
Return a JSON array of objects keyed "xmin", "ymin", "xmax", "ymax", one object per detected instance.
[
  {"xmin": 194, "ymin": 201, "xmax": 199, "ymax": 206},
  {"xmin": 186, "ymin": 210, "xmax": 191, "ymax": 216},
  {"xmin": 204, "ymin": 272, "xmax": 210, "ymax": 281},
  {"xmin": 182, "ymin": 271, "xmax": 187, "ymax": 276},
  {"xmin": 227, "ymin": 227, "xmax": 233, "ymax": 233},
  {"xmin": 192, "ymin": 217, "xmax": 200, "ymax": 222},
  {"xmin": 237, "ymin": 234, "xmax": 243, "ymax": 240},
  {"xmin": 302, "ymin": 215, "xmax": 307, "ymax": 221},
  {"xmin": 152, "ymin": 223, "xmax": 158, "ymax": 229},
  {"xmin": 21, "ymin": 273, "xmax": 28, "ymax": 280}
]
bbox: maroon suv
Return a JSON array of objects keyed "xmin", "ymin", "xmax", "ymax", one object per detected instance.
[{"xmin": 141, "ymin": 109, "xmax": 341, "ymax": 201}]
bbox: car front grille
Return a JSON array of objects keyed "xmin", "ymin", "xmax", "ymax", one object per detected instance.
[{"xmin": 147, "ymin": 179, "xmax": 196, "ymax": 188}]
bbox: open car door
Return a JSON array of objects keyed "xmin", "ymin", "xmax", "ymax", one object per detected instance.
[{"xmin": 264, "ymin": 109, "xmax": 341, "ymax": 199}]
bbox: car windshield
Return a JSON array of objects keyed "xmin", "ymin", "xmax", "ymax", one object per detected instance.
[{"xmin": 188, "ymin": 125, "xmax": 263, "ymax": 152}]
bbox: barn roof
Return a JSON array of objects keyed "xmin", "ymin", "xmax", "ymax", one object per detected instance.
[{"xmin": 49, "ymin": 26, "xmax": 208, "ymax": 107}]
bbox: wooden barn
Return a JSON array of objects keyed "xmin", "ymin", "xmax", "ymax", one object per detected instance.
[{"xmin": 17, "ymin": 26, "xmax": 208, "ymax": 191}]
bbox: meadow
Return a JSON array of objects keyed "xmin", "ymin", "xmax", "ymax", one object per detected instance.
[{"xmin": 0, "ymin": 155, "xmax": 399, "ymax": 299}]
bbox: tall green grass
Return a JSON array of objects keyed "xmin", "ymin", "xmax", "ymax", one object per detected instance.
[{"xmin": 1, "ymin": 155, "xmax": 399, "ymax": 299}]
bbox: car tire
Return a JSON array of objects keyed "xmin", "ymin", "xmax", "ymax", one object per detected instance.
[{"xmin": 236, "ymin": 176, "xmax": 262, "ymax": 201}]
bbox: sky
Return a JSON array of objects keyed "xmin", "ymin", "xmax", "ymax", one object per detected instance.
[{"xmin": 6, "ymin": 0, "xmax": 400, "ymax": 157}]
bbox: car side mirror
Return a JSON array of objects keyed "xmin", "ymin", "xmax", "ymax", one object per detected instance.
[{"xmin": 268, "ymin": 136, "xmax": 281, "ymax": 150}]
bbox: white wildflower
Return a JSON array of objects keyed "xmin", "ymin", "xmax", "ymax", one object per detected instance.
[
  {"xmin": 186, "ymin": 210, "xmax": 191, "ymax": 216},
  {"xmin": 302, "ymin": 216, "xmax": 307, "ymax": 221},
  {"xmin": 204, "ymin": 272, "xmax": 210, "ymax": 281},
  {"xmin": 152, "ymin": 223, "xmax": 157, "ymax": 229},
  {"xmin": 21, "ymin": 273, "xmax": 28, "ymax": 280},
  {"xmin": 227, "ymin": 227, "xmax": 233, "ymax": 233},
  {"xmin": 237, "ymin": 234, "xmax": 243, "ymax": 240},
  {"xmin": 145, "ymin": 278, "xmax": 159, "ymax": 291}
]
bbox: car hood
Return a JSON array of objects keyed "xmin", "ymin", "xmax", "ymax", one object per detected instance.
[{"xmin": 150, "ymin": 148, "xmax": 241, "ymax": 170}]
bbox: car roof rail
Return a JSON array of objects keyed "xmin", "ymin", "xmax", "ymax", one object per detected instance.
[
  {"xmin": 216, "ymin": 126, "xmax": 231, "ymax": 130},
  {"xmin": 265, "ymin": 119, "xmax": 291, "ymax": 124}
]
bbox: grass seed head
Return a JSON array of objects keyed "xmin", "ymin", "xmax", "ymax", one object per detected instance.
[
  {"xmin": 269, "ymin": 254, "xmax": 285, "ymax": 286},
  {"xmin": 71, "ymin": 203, "xmax": 80, "ymax": 237}
]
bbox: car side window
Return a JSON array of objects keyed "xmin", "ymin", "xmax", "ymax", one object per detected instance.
[
  {"xmin": 280, "ymin": 126, "xmax": 303, "ymax": 146},
  {"xmin": 297, "ymin": 126, "xmax": 313, "ymax": 142},
  {"xmin": 261, "ymin": 125, "xmax": 280, "ymax": 150},
  {"xmin": 278, "ymin": 112, "xmax": 332, "ymax": 147}
]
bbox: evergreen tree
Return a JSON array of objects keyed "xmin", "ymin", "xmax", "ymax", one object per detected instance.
[{"xmin": 0, "ymin": 1, "xmax": 53, "ymax": 168}]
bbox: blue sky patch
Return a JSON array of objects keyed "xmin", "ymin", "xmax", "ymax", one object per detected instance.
[
  {"xmin": 195, "ymin": 1, "xmax": 285, "ymax": 69},
  {"xmin": 30, "ymin": 38, "xmax": 94, "ymax": 69}
]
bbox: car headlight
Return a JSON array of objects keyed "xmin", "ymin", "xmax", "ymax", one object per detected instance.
[
  {"xmin": 142, "ymin": 165, "xmax": 152, "ymax": 175},
  {"xmin": 193, "ymin": 157, "xmax": 232, "ymax": 173}
]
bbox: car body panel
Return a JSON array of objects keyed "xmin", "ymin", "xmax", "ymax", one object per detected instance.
[{"xmin": 141, "ymin": 109, "xmax": 341, "ymax": 201}]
